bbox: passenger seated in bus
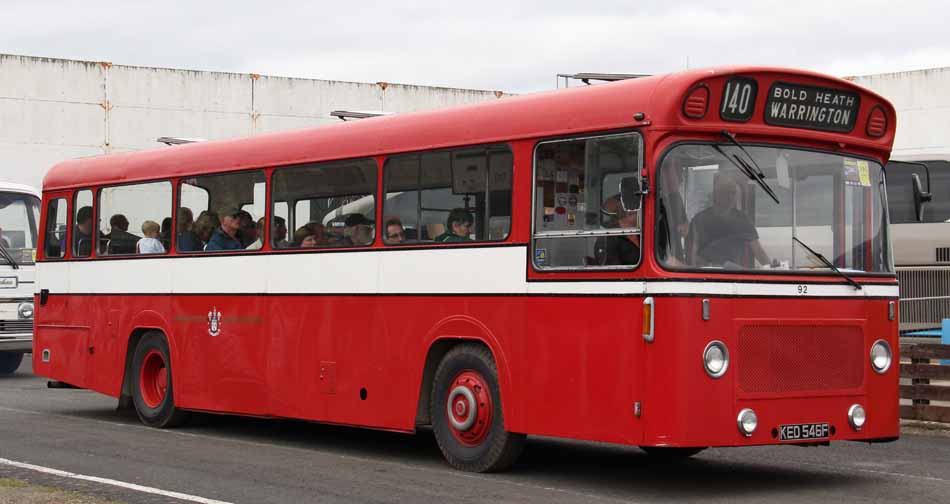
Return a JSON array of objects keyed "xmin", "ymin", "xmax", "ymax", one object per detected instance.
[
  {"xmin": 295, "ymin": 222, "xmax": 326, "ymax": 247},
  {"xmin": 72, "ymin": 206, "xmax": 94, "ymax": 256},
  {"xmin": 656, "ymin": 160, "xmax": 688, "ymax": 266},
  {"xmin": 103, "ymin": 214, "xmax": 139, "ymax": 255},
  {"xmin": 384, "ymin": 217, "xmax": 405, "ymax": 244},
  {"xmin": 245, "ymin": 217, "xmax": 266, "ymax": 250},
  {"xmin": 434, "ymin": 208, "xmax": 474, "ymax": 242},
  {"xmin": 192, "ymin": 212, "xmax": 219, "ymax": 250},
  {"xmin": 160, "ymin": 217, "xmax": 172, "ymax": 250},
  {"xmin": 293, "ymin": 224, "xmax": 323, "ymax": 248},
  {"xmin": 235, "ymin": 210, "xmax": 256, "ymax": 248},
  {"xmin": 343, "ymin": 214, "xmax": 374, "ymax": 246},
  {"xmin": 686, "ymin": 173, "xmax": 770, "ymax": 268},
  {"xmin": 205, "ymin": 207, "xmax": 244, "ymax": 251},
  {"xmin": 272, "ymin": 216, "xmax": 290, "ymax": 248},
  {"xmin": 0, "ymin": 225, "xmax": 8, "ymax": 248},
  {"xmin": 176, "ymin": 207, "xmax": 202, "ymax": 252},
  {"xmin": 136, "ymin": 220, "xmax": 165, "ymax": 254}
]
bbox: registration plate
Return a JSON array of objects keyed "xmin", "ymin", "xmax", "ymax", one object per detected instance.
[{"xmin": 779, "ymin": 422, "xmax": 830, "ymax": 441}]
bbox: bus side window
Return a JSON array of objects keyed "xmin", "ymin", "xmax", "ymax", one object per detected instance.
[
  {"xmin": 72, "ymin": 190, "xmax": 93, "ymax": 258},
  {"xmin": 178, "ymin": 171, "xmax": 266, "ymax": 252},
  {"xmin": 44, "ymin": 198, "xmax": 67, "ymax": 259},
  {"xmin": 532, "ymin": 133, "xmax": 642, "ymax": 269},
  {"xmin": 382, "ymin": 144, "xmax": 512, "ymax": 245},
  {"xmin": 272, "ymin": 159, "xmax": 377, "ymax": 248},
  {"xmin": 98, "ymin": 181, "xmax": 172, "ymax": 256}
]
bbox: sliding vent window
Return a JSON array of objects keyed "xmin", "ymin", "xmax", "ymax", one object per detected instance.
[
  {"xmin": 271, "ymin": 158, "xmax": 377, "ymax": 248},
  {"xmin": 179, "ymin": 171, "xmax": 266, "ymax": 253},
  {"xmin": 383, "ymin": 144, "xmax": 512, "ymax": 244},
  {"xmin": 532, "ymin": 133, "xmax": 643, "ymax": 269},
  {"xmin": 98, "ymin": 181, "xmax": 172, "ymax": 255},
  {"xmin": 44, "ymin": 198, "xmax": 67, "ymax": 260},
  {"xmin": 72, "ymin": 189, "xmax": 93, "ymax": 258}
]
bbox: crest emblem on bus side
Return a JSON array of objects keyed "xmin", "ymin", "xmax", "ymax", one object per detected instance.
[{"xmin": 208, "ymin": 306, "xmax": 222, "ymax": 336}]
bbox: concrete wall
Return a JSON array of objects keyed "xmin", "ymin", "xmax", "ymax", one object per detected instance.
[
  {"xmin": 847, "ymin": 67, "xmax": 950, "ymax": 161},
  {"xmin": 0, "ymin": 54, "xmax": 506, "ymax": 190}
]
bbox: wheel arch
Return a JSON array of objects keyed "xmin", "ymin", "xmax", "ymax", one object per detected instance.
[
  {"xmin": 119, "ymin": 310, "xmax": 178, "ymax": 403},
  {"xmin": 414, "ymin": 315, "xmax": 516, "ymax": 430}
]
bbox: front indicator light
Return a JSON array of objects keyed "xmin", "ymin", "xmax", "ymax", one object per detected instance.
[
  {"xmin": 703, "ymin": 341, "xmax": 729, "ymax": 378},
  {"xmin": 642, "ymin": 297, "xmax": 654, "ymax": 342},
  {"xmin": 870, "ymin": 340, "xmax": 892, "ymax": 374},
  {"xmin": 848, "ymin": 404, "xmax": 866, "ymax": 431},
  {"xmin": 737, "ymin": 408, "xmax": 758, "ymax": 437}
]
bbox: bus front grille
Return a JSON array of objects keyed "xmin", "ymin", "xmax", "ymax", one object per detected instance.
[
  {"xmin": 738, "ymin": 325, "xmax": 863, "ymax": 393},
  {"xmin": 0, "ymin": 320, "xmax": 32, "ymax": 334},
  {"xmin": 896, "ymin": 266, "xmax": 950, "ymax": 332}
]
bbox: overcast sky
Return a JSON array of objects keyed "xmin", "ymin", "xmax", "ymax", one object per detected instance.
[{"xmin": 2, "ymin": 1, "xmax": 948, "ymax": 93}]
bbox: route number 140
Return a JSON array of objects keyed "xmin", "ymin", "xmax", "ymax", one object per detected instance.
[{"xmin": 720, "ymin": 77, "xmax": 757, "ymax": 122}]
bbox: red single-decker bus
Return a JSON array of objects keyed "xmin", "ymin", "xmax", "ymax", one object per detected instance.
[{"xmin": 34, "ymin": 66, "xmax": 899, "ymax": 472}]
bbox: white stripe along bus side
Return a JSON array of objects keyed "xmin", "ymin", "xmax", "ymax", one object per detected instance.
[{"xmin": 36, "ymin": 247, "xmax": 899, "ymax": 298}]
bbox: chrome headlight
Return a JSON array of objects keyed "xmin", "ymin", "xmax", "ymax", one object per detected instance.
[
  {"xmin": 848, "ymin": 404, "xmax": 866, "ymax": 431},
  {"xmin": 737, "ymin": 408, "xmax": 758, "ymax": 437},
  {"xmin": 17, "ymin": 302, "xmax": 34, "ymax": 319},
  {"xmin": 703, "ymin": 341, "xmax": 729, "ymax": 378},
  {"xmin": 870, "ymin": 340, "xmax": 892, "ymax": 374}
]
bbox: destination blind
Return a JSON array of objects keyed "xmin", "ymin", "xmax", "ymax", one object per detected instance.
[{"xmin": 764, "ymin": 82, "xmax": 860, "ymax": 133}]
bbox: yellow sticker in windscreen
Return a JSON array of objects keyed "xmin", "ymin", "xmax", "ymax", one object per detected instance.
[{"xmin": 857, "ymin": 160, "xmax": 871, "ymax": 187}]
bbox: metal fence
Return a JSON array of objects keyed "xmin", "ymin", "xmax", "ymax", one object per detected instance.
[{"xmin": 897, "ymin": 266, "xmax": 950, "ymax": 333}]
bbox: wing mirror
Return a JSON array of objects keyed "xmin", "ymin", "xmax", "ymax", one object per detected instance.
[
  {"xmin": 619, "ymin": 176, "xmax": 643, "ymax": 213},
  {"xmin": 912, "ymin": 172, "xmax": 932, "ymax": 222}
]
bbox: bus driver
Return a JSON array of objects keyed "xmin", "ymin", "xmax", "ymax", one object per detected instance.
[{"xmin": 687, "ymin": 172, "xmax": 770, "ymax": 268}]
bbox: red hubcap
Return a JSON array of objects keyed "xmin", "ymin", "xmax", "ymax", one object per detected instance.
[
  {"xmin": 139, "ymin": 350, "xmax": 168, "ymax": 409},
  {"xmin": 446, "ymin": 370, "xmax": 493, "ymax": 446}
]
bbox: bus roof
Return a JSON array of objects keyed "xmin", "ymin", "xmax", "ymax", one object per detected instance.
[{"xmin": 43, "ymin": 66, "xmax": 896, "ymax": 191}]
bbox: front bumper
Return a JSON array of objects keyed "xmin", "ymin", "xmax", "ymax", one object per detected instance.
[{"xmin": 0, "ymin": 334, "xmax": 32, "ymax": 352}]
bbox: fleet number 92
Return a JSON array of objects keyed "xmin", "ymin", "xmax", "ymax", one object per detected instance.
[{"xmin": 797, "ymin": 285, "xmax": 808, "ymax": 295}]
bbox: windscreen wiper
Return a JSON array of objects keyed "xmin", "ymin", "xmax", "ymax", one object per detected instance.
[
  {"xmin": 718, "ymin": 130, "xmax": 780, "ymax": 204},
  {"xmin": 793, "ymin": 237, "xmax": 860, "ymax": 290},
  {"xmin": 0, "ymin": 242, "xmax": 18, "ymax": 270},
  {"xmin": 712, "ymin": 144, "xmax": 780, "ymax": 205}
]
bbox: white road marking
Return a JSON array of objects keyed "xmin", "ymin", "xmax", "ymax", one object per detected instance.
[
  {"xmin": 0, "ymin": 405, "xmax": 631, "ymax": 503},
  {"xmin": 792, "ymin": 459, "xmax": 950, "ymax": 484},
  {"xmin": 0, "ymin": 456, "xmax": 233, "ymax": 504}
]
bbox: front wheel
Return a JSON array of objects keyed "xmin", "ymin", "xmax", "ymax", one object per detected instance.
[
  {"xmin": 131, "ymin": 331, "xmax": 188, "ymax": 428},
  {"xmin": 0, "ymin": 352, "xmax": 23, "ymax": 375},
  {"xmin": 431, "ymin": 344, "xmax": 525, "ymax": 472}
]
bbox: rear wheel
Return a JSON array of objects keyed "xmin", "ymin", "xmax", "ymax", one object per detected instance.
[
  {"xmin": 131, "ymin": 331, "xmax": 187, "ymax": 428},
  {"xmin": 0, "ymin": 352, "xmax": 23, "ymax": 375},
  {"xmin": 639, "ymin": 446, "xmax": 706, "ymax": 460},
  {"xmin": 431, "ymin": 344, "xmax": 525, "ymax": 472}
]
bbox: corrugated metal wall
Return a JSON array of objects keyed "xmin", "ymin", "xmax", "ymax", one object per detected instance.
[{"xmin": 0, "ymin": 54, "xmax": 505, "ymax": 190}]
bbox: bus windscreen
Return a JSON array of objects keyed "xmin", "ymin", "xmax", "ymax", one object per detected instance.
[
  {"xmin": 0, "ymin": 192, "xmax": 40, "ymax": 265},
  {"xmin": 657, "ymin": 145, "xmax": 891, "ymax": 274}
]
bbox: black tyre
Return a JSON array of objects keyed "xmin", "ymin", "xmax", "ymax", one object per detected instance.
[
  {"xmin": 431, "ymin": 343, "xmax": 525, "ymax": 472},
  {"xmin": 131, "ymin": 331, "xmax": 188, "ymax": 428},
  {"xmin": 639, "ymin": 446, "xmax": 706, "ymax": 460},
  {"xmin": 0, "ymin": 352, "xmax": 23, "ymax": 375}
]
